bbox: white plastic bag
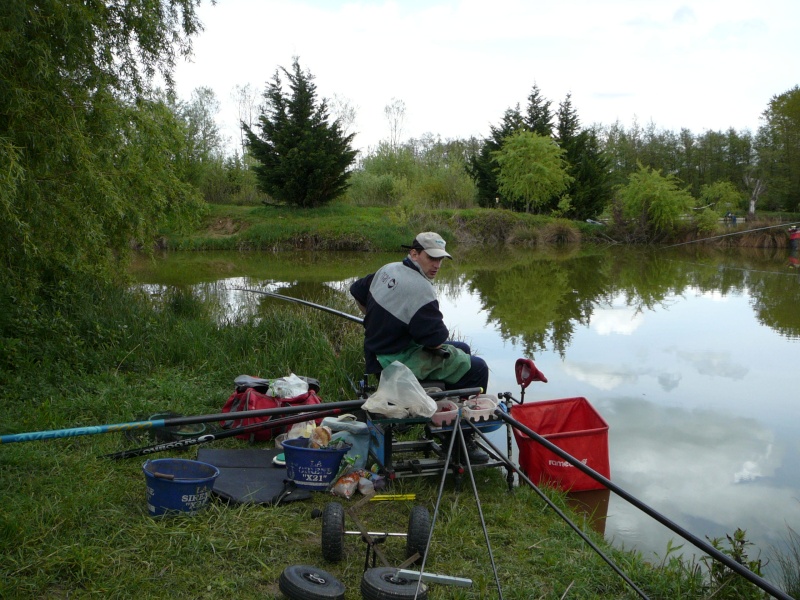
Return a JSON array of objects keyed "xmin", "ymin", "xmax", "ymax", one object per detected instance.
[
  {"xmin": 286, "ymin": 420, "xmax": 316, "ymax": 440},
  {"xmin": 362, "ymin": 361, "xmax": 437, "ymax": 419},
  {"xmin": 268, "ymin": 373, "xmax": 309, "ymax": 398}
]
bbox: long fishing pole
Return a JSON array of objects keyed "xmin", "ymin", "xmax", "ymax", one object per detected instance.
[
  {"xmin": 0, "ymin": 399, "xmax": 365, "ymax": 444},
  {"xmin": 233, "ymin": 288, "xmax": 364, "ymax": 324},
  {"xmin": 496, "ymin": 409, "xmax": 793, "ymax": 600},
  {"xmin": 100, "ymin": 406, "xmax": 346, "ymax": 460},
  {"xmin": 236, "ymin": 287, "xmax": 454, "ymax": 361},
  {"xmin": 1, "ymin": 388, "xmax": 478, "ymax": 445},
  {"xmin": 662, "ymin": 220, "xmax": 800, "ymax": 249}
]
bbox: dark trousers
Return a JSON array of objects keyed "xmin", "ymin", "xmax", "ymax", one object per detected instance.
[{"xmin": 445, "ymin": 341, "xmax": 490, "ymax": 393}]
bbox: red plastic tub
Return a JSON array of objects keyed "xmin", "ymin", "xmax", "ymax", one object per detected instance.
[{"xmin": 511, "ymin": 397, "xmax": 609, "ymax": 492}]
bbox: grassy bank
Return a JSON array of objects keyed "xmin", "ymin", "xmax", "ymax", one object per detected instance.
[
  {"xmin": 163, "ymin": 203, "xmax": 594, "ymax": 252},
  {"xmin": 0, "ymin": 281, "xmax": 779, "ymax": 599},
  {"xmin": 161, "ymin": 203, "xmax": 800, "ymax": 254}
]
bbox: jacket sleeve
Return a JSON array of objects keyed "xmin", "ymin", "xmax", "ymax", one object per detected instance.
[
  {"xmin": 407, "ymin": 299, "xmax": 449, "ymax": 348},
  {"xmin": 349, "ymin": 274, "xmax": 373, "ymax": 307}
]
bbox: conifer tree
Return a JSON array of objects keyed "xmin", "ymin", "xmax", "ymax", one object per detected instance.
[
  {"xmin": 244, "ymin": 58, "xmax": 357, "ymax": 207},
  {"xmin": 758, "ymin": 85, "xmax": 800, "ymax": 212},
  {"xmin": 525, "ymin": 83, "xmax": 554, "ymax": 137},
  {"xmin": 556, "ymin": 93, "xmax": 612, "ymax": 219}
]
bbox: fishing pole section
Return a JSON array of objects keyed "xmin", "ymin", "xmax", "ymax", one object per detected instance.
[{"xmin": 485, "ymin": 394, "xmax": 793, "ymax": 600}]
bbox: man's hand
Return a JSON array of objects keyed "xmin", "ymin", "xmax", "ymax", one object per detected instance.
[{"xmin": 424, "ymin": 346, "xmax": 451, "ymax": 359}]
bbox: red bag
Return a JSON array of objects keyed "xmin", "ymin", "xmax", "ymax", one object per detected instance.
[
  {"xmin": 221, "ymin": 387, "xmax": 322, "ymax": 442},
  {"xmin": 511, "ymin": 397, "xmax": 609, "ymax": 492}
]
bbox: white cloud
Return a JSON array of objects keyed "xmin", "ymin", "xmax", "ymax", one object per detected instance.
[
  {"xmin": 591, "ymin": 293, "xmax": 645, "ymax": 335},
  {"xmin": 562, "ymin": 361, "xmax": 639, "ymax": 391},
  {"xmin": 174, "ymin": 0, "xmax": 800, "ymax": 153},
  {"xmin": 592, "ymin": 305, "xmax": 645, "ymax": 335}
]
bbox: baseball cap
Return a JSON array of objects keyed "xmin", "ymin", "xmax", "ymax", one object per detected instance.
[{"xmin": 402, "ymin": 231, "xmax": 452, "ymax": 259}]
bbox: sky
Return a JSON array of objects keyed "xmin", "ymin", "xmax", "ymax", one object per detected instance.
[{"xmin": 173, "ymin": 0, "xmax": 800, "ymax": 155}]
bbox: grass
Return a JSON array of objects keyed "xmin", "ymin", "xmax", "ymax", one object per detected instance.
[
  {"xmin": 0, "ymin": 274, "xmax": 786, "ymax": 599},
  {"xmin": 162, "ymin": 203, "xmax": 800, "ymax": 256},
  {"xmin": 163, "ymin": 203, "xmax": 596, "ymax": 253}
]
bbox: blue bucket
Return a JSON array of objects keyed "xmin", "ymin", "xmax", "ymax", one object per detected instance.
[
  {"xmin": 142, "ymin": 458, "xmax": 220, "ymax": 516},
  {"xmin": 282, "ymin": 437, "xmax": 351, "ymax": 490}
]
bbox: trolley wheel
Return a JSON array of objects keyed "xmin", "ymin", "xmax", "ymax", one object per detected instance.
[
  {"xmin": 278, "ymin": 564, "xmax": 346, "ymax": 600},
  {"xmin": 321, "ymin": 501, "xmax": 345, "ymax": 562},
  {"xmin": 405, "ymin": 505, "xmax": 430, "ymax": 564},
  {"xmin": 360, "ymin": 567, "xmax": 428, "ymax": 600}
]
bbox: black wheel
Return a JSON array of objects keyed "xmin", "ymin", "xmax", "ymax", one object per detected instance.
[
  {"xmin": 405, "ymin": 505, "xmax": 430, "ymax": 564},
  {"xmin": 360, "ymin": 567, "xmax": 428, "ymax": 600},
  {"xmin": 278, "ymin": 564, "xmax": 345, "ymax": 600},
  {"xmin": 321, "ymin": 501, "xmax": 345, "ymax": 562}
]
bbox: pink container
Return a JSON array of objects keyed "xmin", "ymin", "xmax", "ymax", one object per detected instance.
[
  {"xmin": 431, "ymin": 399, "xmax": 459, "ymax": 426},
  {"xmin": 462, "ymin": 394, "xmax": 498, "ymax": 423}
]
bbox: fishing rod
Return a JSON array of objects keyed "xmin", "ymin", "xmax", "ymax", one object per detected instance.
[
  {"xmin": 0, "ymin": 388, "xmax": 478, "ymax": 445},
  {"xmin": 233, "ymin": 288, "xmax": 364, "ymax": 324},
  {"xmin": 100, "ymin": 406, "xmax": 347, "ymax": 460},
  {"xmin": 236, "ymin": 287, "xmax": 454, "ymax": 363},
  {"xmin": 495, "ymin": 408, "xmax": 794, "ymax": 600},
  {"xmin": 662, "ymin": 220, "xmax": 800, "ymax": 249},
  {"xmin": 0, "ymin": 399, "xmax": 365, "ymax": 445}
]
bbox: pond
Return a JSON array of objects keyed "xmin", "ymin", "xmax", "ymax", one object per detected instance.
[{"xmin": 131, "ymin": 243, "xmax": 800, "ymax": 573}]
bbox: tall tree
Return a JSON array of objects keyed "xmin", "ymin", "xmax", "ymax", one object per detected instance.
[
  {"xmin": 232, "ymin": 83, "xmax": 261, "ymax": 157},
  {"xmin": 244, "ymin": 58, "xmax": 357, "ymax": 208},
  {"xmin": 384, "ymin": 98, "xmax": 406, "ymax": 150},
  {"xmin": 758, "ymin": 85, "xmax": 800, "ymax": 212},
  {"xmin": 0, "ymin": 0, "xmax": 204, "ymax": 303},
  {"xmin": 330, "ymin": 93, "xmax": 358, "ymax": 138},
  {"xmin": 555, "ymin": 93, "xmax": 580, "ymax": 143},
  {"xmin": 179, "ymin": 86, "xmax": 224, "ymax": 186},
  {"xmin": 555, "ymin": 95, "xmax": 612, "ymax": 219},
  {"xmin": 525, "ymin": 83, "xmax": 554, "ymax": 137}
]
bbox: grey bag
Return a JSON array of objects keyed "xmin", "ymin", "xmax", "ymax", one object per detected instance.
[{"xmin": 321, "ymin": 414, "xmax": 370, "ymax": 469}]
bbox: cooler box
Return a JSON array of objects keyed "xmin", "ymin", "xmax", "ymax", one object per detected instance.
[{"xmin": 511, "ymin": 397, "xmax": 609, "ymax": 492}]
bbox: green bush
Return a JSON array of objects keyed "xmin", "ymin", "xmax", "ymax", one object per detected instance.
[{"xmin": 345, "ymin": 171, "xmax": 407, "ymax": 206}]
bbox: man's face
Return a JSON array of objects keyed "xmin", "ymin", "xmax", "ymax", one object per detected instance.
[{"xmin": 411, "ymin": 249, "xmax": 444, "ymax": 279}]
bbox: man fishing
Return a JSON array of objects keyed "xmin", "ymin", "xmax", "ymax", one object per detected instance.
[
  {"xmin": 350, "ymin": 231, "xmax": 490, "ymax": 461},
  {"xmin": 789, "ymin": 225, "xmax": 800, "ymax": 251}
]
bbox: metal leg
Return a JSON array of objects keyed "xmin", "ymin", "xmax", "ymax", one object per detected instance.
[
  {"xmin": 505, "ymin": 400, "xmax": 515, "ymax": 491},
  {"xmin": 460, "ymin": 422, "xmax": 504, "ymax": 598},
  {"xmin": 413, "ymin": 409, "xmax": 462, "ymax": 598}
]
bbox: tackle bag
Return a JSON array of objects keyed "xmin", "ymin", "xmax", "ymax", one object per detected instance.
[
  {"xmin": 321, "ymin": 414, "xmax": 370, "ymax": 470},
  {"xmin": 220, "ymin": 386, "xmax": 322, "ymax": 443}
]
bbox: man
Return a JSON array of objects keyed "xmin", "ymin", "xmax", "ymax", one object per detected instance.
[
  {"xmin": 789, "ymin": 226, "xmax": 800, "ymax": 251},
  {"xmin": 350, "ymin": 231, "xmax": 490, "ymax": 461}
]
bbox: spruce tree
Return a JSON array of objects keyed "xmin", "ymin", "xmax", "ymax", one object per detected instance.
[
  {"xmin": 525, "ymin": 83, "xmax": 554, "ymax": 137},
  {"xmin": 556, "ymin": 94, "xmax": 613, "ymax": 219},
  {"xmin": 244, "ymin": 58, "xmax": 357, "ymax": 208}
]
